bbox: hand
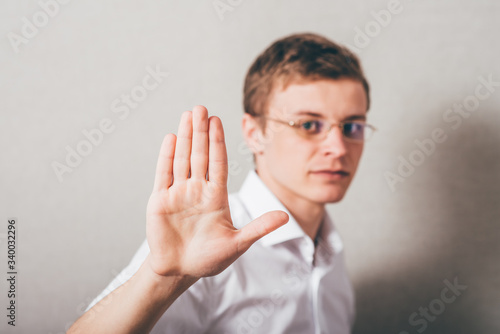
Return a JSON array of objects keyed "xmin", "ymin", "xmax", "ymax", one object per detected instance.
[{"xmin": 146, "ymin": 106, "xmax": 288, "ymax": 278}]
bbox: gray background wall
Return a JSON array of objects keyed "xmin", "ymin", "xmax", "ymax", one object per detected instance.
[{"xmin": 1, "ymin": 1, "xmax": 499, "ymax": 333}]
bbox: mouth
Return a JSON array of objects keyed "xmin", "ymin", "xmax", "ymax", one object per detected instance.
[{"xmin": 310, "ymin": 170, "xmax": 350, "ymax": 180}]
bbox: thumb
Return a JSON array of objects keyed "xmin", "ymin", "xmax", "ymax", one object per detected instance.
[{"xmin": 236, "ymin": 210, "xmax": 289, "ymax": 253}]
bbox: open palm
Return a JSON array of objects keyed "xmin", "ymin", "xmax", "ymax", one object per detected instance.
[{"xmin": 146, "ymin": 106, "xmax": 288, "ymax": 278}]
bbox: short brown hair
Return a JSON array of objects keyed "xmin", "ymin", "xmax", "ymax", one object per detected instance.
[{"xmin": 243, "ymin": 33, "xmax": 370, "ymax": 119}]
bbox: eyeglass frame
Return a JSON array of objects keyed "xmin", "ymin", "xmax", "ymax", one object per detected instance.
[{"xmin": 256, "ymin": 115, "xmax": 377, "ymax": 143}]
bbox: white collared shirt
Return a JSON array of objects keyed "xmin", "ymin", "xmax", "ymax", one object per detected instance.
[{"xmin": 89, "ymin": 170, "xmax": 355, "ymax": 333}]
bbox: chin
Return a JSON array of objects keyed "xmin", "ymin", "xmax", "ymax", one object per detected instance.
[
  {"xmin": 310, "ymin": 187, "xmax": 347, "ymax": 204},
  {"xmin": 322, "ymin": 194, "xmax": 346, "ymax": 204},
  {"xmin": 304, "ymin": 175, "xmax": 353, "ymax": 203}
]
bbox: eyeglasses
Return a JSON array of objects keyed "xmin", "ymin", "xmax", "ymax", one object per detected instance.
[{"xmin": 259, "ymin": 116, "xmax": 377, "ymax": 143}]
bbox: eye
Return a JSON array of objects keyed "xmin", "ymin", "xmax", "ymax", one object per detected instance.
[
  {"xmin": 343, "ymin": 122, "xmax": 365, "ymax": 140},
  {"xmin": 299, "ymin": 120, "xmax": 323, "ymax": 134}
]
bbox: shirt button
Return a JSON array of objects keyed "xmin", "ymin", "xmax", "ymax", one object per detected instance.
[{"xmin": 301, "ymin": 239, "xmax": 314, "ymax": 264}]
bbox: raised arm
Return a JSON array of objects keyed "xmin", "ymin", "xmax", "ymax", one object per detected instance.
[{"xmin": 68, "ymin": 105, "xmax": 288, "ymax": 334}]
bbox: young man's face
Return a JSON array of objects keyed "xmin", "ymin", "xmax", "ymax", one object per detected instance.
[{"xmin": 250, "ymin": 78, "xmax": 368, "ymax": 205}]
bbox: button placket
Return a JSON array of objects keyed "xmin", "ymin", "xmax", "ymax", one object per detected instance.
[{"xmin": 300, "ymin": 237, "xmax": 315, "ymax": 265}]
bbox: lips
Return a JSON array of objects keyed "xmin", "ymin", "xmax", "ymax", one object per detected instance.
[
  {"xmin": 310, "ymin": 169, "xmax": 350, "ymax": 180},
  {"xmin": 311, "ymin": 170, "xmax": 350, "ymax": 175}
]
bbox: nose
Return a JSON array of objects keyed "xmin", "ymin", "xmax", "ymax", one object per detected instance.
[{"xmin": 320, "ymin": 125, "xmax": 348, "ymax": 157}]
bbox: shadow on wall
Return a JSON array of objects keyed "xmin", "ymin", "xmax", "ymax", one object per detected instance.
[{"xmin": 352, "ymin": 107, "xmax": 500, "ymax": 334}]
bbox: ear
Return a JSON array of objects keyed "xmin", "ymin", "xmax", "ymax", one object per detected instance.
[{"xmin": 241, "ymin": 114, "xmax": 265, "ymax": 154}]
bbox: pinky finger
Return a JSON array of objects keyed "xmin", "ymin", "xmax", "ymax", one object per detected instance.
[{"xmin": 153, "ymin": 133, "xmax": 177, "ymax": 191}]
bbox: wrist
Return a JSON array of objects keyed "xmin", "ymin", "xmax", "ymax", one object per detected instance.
[{"xmin": 141, "ymin": 255, "xmax": 199, "ymax": 302}]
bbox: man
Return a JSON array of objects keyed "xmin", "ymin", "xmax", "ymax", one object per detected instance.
[{"xmin": 69, "ymin": 32, "xmax": 374, "ymax": 333}]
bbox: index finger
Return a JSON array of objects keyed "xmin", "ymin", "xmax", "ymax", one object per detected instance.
[{"xmin": 207, "ymin": 116, "xmax": 228, "ymax": 185}]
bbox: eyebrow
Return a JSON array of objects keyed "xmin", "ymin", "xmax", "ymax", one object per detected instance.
[
  {"xmin": 292, "ymin": 110, "xmax": 367, "ymax": 121},
  {"xmin": 343, "ymin": 114, "xmax": 367, "ymax": 121}
]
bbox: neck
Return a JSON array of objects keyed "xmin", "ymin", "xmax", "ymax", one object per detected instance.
[{"xmin": 255, "ymin": 169, "xmax": 325, "ymax": 241}]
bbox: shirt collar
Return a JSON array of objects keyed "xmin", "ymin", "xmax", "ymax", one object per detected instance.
[
  {"xmin": 316, "ymin": 212, "xmax": 344, "ymax": 255},
  {"xmin": 237, "ymin": 170, "xmax": 342, "ymax": 252}
]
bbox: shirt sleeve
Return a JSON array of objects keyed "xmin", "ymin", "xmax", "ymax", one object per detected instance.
[{"xmin": 86, "ymin": 239, "xmax": 212, "ymax": 334}]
